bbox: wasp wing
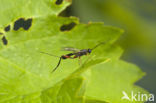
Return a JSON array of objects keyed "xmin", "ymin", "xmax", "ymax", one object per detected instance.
[{"xmin": 61, "ymin": 47, "xmax": 80, "ymax": 52}]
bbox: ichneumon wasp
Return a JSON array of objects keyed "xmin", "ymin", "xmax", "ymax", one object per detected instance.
[{"xmin": 40, "ymin": 42, "xmax": 106, "ymax": 72}]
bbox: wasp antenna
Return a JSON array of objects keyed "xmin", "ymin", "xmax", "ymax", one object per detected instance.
[
  {"xmin": 91, "ymin": 42, "xmax": 106, "ymax": 50},
  {"xmin": 52, "ymin": 57, "xmax": 62, "ymax": 72},
  {"xmin": 40, "ymin": 51, "xmax": 60, "ymax": 58}
]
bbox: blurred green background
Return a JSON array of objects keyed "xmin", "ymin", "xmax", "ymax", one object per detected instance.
[{"xmin": 60, "ymin": 0, "xmax": 156, "ymax": 95}]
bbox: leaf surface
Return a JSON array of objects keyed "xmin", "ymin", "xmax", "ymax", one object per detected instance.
[{"xmin": 0, "ymin": 0, "xmax": 148, "ymax": 103}]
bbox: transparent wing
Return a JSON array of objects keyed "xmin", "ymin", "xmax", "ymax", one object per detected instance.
[{"xmin": 61, "ymin": 47, "xmax": 80, "ymax": 52}]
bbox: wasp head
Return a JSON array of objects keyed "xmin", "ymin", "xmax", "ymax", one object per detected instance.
[{"xmin": 88, "ymin": 49, "xmax": 92, "ymax": 53}]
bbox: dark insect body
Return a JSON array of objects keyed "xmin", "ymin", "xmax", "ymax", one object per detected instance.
[{"xmin": 40, "ymin": 42, "xmax": 105, "ymax": 72}]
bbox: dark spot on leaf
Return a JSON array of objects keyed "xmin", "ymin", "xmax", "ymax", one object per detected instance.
[
  {"xmin": 2, "ymin": 36, "xmax": 8, "ymax": 45},
  {"xmin": 23, "ymin": 19, "xmax": 32, "ymax": 30},
  {"xmin": 56, "ymin": 0, "xmax": 63, "ymax": 5},
  {"xmin": 4, "ymin": 25, "xmax": 10, "ymax": 32},
  {"xmin": 0, "ymin": 32, "xmax": 3, "ymax": 35},
  {"xmin": 13, "ymin": 18, "xmax": 25, "ymax": 31},
  {"xmin": 60, "ymin": 22, "xmax": 76, "ymax": 31},
  {"xmin": 13, "ymin": 18, "xmax": 32, "ymax": 31}
]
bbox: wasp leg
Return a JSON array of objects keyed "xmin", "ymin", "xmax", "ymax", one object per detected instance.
[
  {"xmin": 52, "ymin": 57, "xmax": 62, "ymax": 73},
  {"xmin": 68, "ymin": 55, "xmax": 81, "ymax": 65},
  {"xmin": 68, "ymin": 55, "xmax": 78, "ymax": 59},
  {"xmin": 78, "ymin": 56, "xmax": 82, "ymax": 65}
]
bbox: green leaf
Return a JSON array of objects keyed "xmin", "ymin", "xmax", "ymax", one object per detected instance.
[
  {"xmin": 0, "ymin": 0, "xmax": 148, "ymax": 103},
  {"xmin": 85, "ymin": 59, "xmax": 148, "ymax": 103},
  {"xmin": 0, "ymin": 0, "xmax": 71, "ymax": 27},
  {"xmin": 85, "ymin": 99, "xmax": 107, "ymax": 103},
  {"xmin": 41, "ymin": 77, "xmax": 84, "ymax": 103}
]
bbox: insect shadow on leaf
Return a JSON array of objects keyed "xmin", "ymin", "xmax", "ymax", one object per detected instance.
[{"xmin": 40, "ymin": 42, "xmax": 106, "ymax": 73}]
